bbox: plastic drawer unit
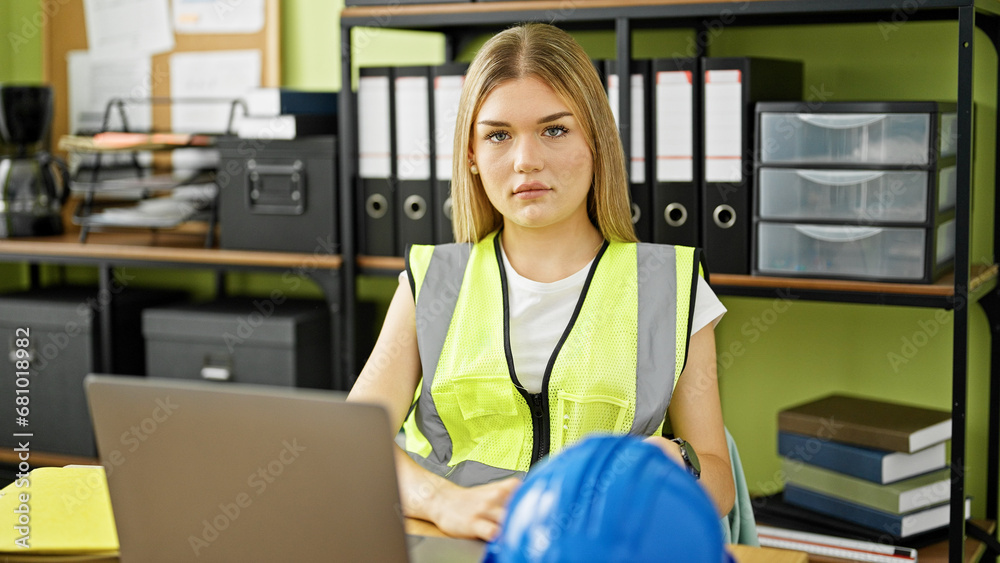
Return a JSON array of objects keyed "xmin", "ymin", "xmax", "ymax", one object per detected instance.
[
  {"xmin": 753, "ymin": 101, "xmax": 957, "ymax": 283},
  {"xmin": 757, "ymin": 167, "xmax": 957, "ymax": 224},
  {"xmin": 757, "ymin": 101, "xmax": 957, "ymax": 166},
  {"xmin": 142, "ymin": 297, "xmax": 331, "ymax": 389},
  {"xmin": 756, "ymin": 220, "xmax": 956, "ymax": 282}
]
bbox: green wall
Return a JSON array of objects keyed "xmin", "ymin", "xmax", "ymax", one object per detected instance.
[
  {"xmin": 1, "ymin": 0, "xmax": 45, "ymax": 83},
  {"xmin": 1, "ymin": 1, "xmax": 997, "ymax": 518}
]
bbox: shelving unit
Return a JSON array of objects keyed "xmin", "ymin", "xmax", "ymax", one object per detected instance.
[
  {"xmin": 0, "ymin": 229, "xmax": 347, "ymax": 390},
  {"xmin": 338, "ymin": 1, "xmax": 1000, "ymax": 561}
]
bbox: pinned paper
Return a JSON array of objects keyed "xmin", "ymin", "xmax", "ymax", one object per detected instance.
[
  {"xmin": 169, "ymin": 50, "xmax": 262, "ymax": 133},
  {"xmin": 67, "ymin": 50, "xmax": 152, "ymax": 135},
  {"xmin": 83, "ymin": 0, "xmax": 174, "ymax": 57}
]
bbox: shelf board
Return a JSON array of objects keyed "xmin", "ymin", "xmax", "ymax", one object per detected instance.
[
  {"xmin": 358, "ymin": 256, "xmax": 997, "ymax": 307},
  {"xmin": 357, "ymin": 255, "xmax": 407, "ymax": 274},
  {"xmin": 713, "ymin": 264, "xmax": 998, "ymax": 306},
  {"xmin": 0, "ymin": 230, "xmax": 342, "ymax": 271},
  {"xmin": 342, "ymin": 0, "xmax": 999, "ymax": 28}
]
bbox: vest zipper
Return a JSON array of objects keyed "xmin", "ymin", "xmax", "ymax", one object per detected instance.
[
  {"xmin": 495, "ymin": 235, "xmax": 607, "ymax": 468},
  {"xmin": 526, "ymin": 392, "xmax": 549, "ymax": 464}
]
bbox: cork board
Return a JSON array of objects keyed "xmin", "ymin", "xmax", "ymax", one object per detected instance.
[{"xmin": 42, "ymin": 0, "xmax": 280, "ymax": 154}]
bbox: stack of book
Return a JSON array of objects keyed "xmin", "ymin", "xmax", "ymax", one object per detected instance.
[
  {"xmin": 762, "ymin": 394, "xmax": 959, "ymax": 558},
  {"xmin": 236, "ymin": 88, "xmax": 338, "ymax": 140}
]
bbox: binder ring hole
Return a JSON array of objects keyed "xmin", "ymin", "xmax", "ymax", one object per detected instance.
[
  {"xmin": 366, "ymin": 193, "xmax": 388, "ymax": 219},
  {"xmin": 443, "ymin": 197, "xmax": 454, "ymax": 220},
  {"xmin": 665, "ymin": 203, "xmax": 688, "ymax": 227},
  {"xmin": 631, "ymin": 203, "xmax": 642, "ymax": 224},
  {"xmin": 403, "ymin": 195, "xmax": 427, "ymax": 220},
  {"xmin": 713, "ymin": 204, "xmax": 736, "ymax": 229}
]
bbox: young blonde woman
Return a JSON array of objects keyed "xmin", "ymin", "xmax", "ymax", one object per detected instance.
[{"xmin": 348, "ymin": 23, "xmax": 734, "ymax": 541}]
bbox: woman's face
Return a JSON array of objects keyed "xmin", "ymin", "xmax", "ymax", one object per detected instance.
[{"xmin": 470, "ymin": 76, "xmax": 594, "ymax": 233}]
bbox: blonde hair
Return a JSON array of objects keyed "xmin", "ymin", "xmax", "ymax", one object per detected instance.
[{"xmin": 451, "ymin": 23, "xmax": 637, "ymax": 244}]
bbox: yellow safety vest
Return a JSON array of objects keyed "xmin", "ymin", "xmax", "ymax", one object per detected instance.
[{"xmin": 403, "ymin": 231, "xmax": 700, "ymax": 486}]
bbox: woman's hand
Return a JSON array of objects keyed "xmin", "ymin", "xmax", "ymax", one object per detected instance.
[
  {"xmin": 428, "ymin": 477, "xmax": 522, "ymax": 541},
  {"xmin": 644, "ymin": 435, "xmax": 685, "ymax": 466}
]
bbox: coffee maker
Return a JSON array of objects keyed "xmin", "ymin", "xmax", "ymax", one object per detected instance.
[{"xmin": 0, "ymin": 85, "xmax": 69, "ymax": 238}]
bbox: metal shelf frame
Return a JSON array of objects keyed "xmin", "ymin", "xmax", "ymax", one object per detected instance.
[{"xmin": 338, "ymin": 2, "xmax": 1000, "ymax": 559}]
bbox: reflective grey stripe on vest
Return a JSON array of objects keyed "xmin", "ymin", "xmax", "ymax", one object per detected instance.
[
  {"xmin": 631, "ymin": 243, "xmax": 678, "ymax": 435},
  {"xmin": 409, "ymin": 243, "xmax": 471, "ymax": 468},
  {"xmin": 410, "ymin": 454, "xmax": 525, "ymax": 487}
]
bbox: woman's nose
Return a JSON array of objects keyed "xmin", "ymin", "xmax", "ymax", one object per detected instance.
[{"xmin": 513, "ymin": 136, "xmax": 544, "ymax": 174}]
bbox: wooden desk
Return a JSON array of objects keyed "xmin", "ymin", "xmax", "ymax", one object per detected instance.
[{"xmin": 404, "ymin": 518, "xmax": 809, "ymax": 563}]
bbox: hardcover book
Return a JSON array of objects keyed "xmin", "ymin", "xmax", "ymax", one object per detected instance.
[
  {"xmin": 752, "ymin": 493, "xmax": 951, "ymax": 548},
  {"xmin": 783, "ymin": 484, "xmax": 966, "ymax": 539},
  {"xmin": 778, "ymin": 394, "xmax": 951, "ymax": 453},
  {"xmin": 778, "ymin": 431, "xmax": 946, "ymax": 484},
  {"xmin": 782, "ymin": 459, "xmax": 950, "ymax": 514}
]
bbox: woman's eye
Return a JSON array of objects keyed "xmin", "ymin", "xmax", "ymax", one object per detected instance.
[
  {"xmin": 543, "ymin": 125, "xmax": 568, "ymax": 137},
  {"xmin": 486, "ymin": 131, "xmax": 510, "ymax": 143}
]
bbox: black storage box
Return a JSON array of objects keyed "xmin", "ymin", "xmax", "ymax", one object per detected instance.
[
  {"xmin": 142, "ymin": 297, "xmax": 331, "ymax": 389},
  {"xmin": 217, "ymin": 136, "xmax": 338, "ymax": 253},
  {"xmin": 0, "ymin": 286, "xmax": 185, "ymax": 457}
]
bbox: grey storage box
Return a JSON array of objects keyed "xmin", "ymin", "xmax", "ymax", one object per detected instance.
[
  {"xmin": 216, "ymin": 136, "xmax": 338, "ymax": 253},
  {"xmin": 0, "ymin": 287, "xmax": 185, "ymax": 457},
  {"xmin": 142, "ymin": 298, "xmax": 331, "ymax": 389}
]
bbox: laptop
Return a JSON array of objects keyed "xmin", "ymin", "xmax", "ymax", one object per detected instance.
[{"xmin": 84, "ymin": 374, "xmax": 486, "ymax": 563}]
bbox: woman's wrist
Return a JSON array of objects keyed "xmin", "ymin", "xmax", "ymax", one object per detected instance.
[
  {"xmin": 419, "ymin": 472, "xmax": 458, "ymax": 525},
  {"xmin": 643, "ymin": 435, "xmax": 684, "ymax": 465}
]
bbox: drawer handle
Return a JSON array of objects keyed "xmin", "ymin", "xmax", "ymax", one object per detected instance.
[
  {"xmin": 366, "ymin": 193, "xmax": 389, "ymax": 219},
  {"xmin": 794, "ymin": 169, "xmax": 887, "ymax": 186},
  {"xmin": 795, "ymin": 113, "xmax": 888, "ymax": 129},
  {"xmin": 403, "ymin": 194, "xmax": 427, "ymax": 220},
  {"xmin": 712, "ymin": 204, "xmax": 736, "ymax": 229},
  {"xmin": 794, "ymin": 225, "xmax": 884, "ymax": 242},
  {"xmin": 8, "ymin": 348, "xmax": 35, "ymax": 363},
  {"xmin": 201, "ymin": 366, "xmax": 232, "ymax": 381},
  {"xmin": 664, "ymin": 203, "xmax": 688, "ymax": 227}
]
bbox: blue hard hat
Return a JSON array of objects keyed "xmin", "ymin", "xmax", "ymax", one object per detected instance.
[{"xmin": 482, "ymin": 434, "xmax": 735, "ymax": 563}]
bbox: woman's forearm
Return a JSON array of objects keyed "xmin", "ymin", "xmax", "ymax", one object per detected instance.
[{"xmin": 698, "ymin": 453, "xmax": 736, "ymax": 517}]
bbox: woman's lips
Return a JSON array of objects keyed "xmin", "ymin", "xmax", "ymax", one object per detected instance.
[{"xmin": 514, "ymin": 182, "xmax": 550, "ymax": 199}]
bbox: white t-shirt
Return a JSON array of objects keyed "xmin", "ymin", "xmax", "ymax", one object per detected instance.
[{"xmin": 401, "ymin": 247, "xmax": 727, "ymax": 394}]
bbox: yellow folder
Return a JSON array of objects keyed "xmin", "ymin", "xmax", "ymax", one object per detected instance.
[{"xmin": 0, "ymin": 465, "xmax": 118, "ymax": 556}]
